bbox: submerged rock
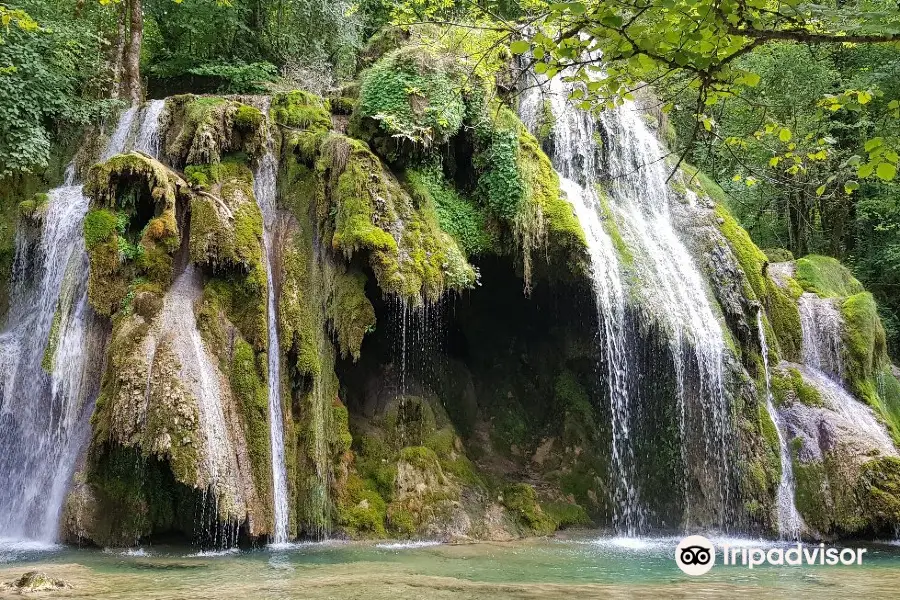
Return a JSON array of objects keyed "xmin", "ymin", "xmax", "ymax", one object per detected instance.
[{"xmin": 5, "ymin": 571, "xmax": 70, "ymax": 593}]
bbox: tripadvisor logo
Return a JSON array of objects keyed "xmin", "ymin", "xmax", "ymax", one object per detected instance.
[
  {"xmin": 674, "ymin": 535, "xmax": 869, "ymax": 575},
  {"xmin": 675, "ymin": 535, "xmax": 716, "ymax": 575}
]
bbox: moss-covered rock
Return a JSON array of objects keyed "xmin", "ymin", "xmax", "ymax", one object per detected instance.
[
  {"xmin": 501, "ymin": 483, "xmax": 555, "ymax": 535},
  {"xmin": 771, "ymin": 366, "xmax": 824, "ymax": 407},
  {"xmin": 714, "ymin": 204, "xmax": 802, "ymax": 361},
  {"xmin": 354, "ymin": 46, "xmax": 466, "ymax": 149},
  {"xmin": 315, "ymin": 133, "xmax": 476, "ymax": 301},
  {"xmin": 162, "ymin": 95, "xmax": 266, "ymax": 168},
  {"xmin": 83, "ymin": 152, "xmax": 185, "ymax": 316},
  {"xmin": 187, "ymin": 160, "xmax": 266, "ymax": 275},
  {"xmin": 271, "ymin": 90, "xmax": 332, "ymax": 133},
  {"xmin": 858, "ymin": 457, "xmax": 900, "ymax": 528},
  {"xmin": 796, "ymin": 255, "xmax": 865, "ymax": 298}
]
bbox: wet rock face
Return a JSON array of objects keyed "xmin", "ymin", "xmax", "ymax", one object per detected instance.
[{"xmin": 777, "ymin": 363, "xmax": 898, "ymax": 536}]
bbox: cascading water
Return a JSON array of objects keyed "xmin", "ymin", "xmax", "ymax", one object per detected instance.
[
  {"xmin": 756, "ymin": 312, "xmax": 803, "ymax": 539},
  {"xmin": 252, "ymin": 105, "xmax": 290, "ymax": 544},
  {"xmin": 135, "ymin": 100, "xmax": 167, "ymax": 158},
  {"xmin": 521, "ymin": 73, "xmax": 733, "ymax": 530},
  {"xmin": 0, "ymin": 104, "xmax": 161, "ymax": 542},
  {"xmin": 799, "ymin": 293, "xmax": 844, "ymax": 381},
  {"xmin": 520, "ymin": 83, "xmax": 640, "ymax": 534}
]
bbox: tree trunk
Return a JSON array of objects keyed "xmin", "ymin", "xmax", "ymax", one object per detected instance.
[
  {"xmin": 123, "ymin": 0, "xmax": 143, "ymax": 106},
  {"xmin": 109, "ymin": 3, "xmax": 127, "ymax": 100}
]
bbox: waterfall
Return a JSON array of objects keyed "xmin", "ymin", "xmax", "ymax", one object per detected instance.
[
  {"xmin": 135, "ymin": 100, "xmax": 167, "ymax": 158},
  {"xmin": 756, "ymin": 312, "xmax": 803, "ymax": 539},
  {"xmin": 252, "ymin": 106, "xmax": 290, "ymax": 544},
  {"xmin": 799, "ymin": 293, "xmax": 844, "ymax": 381},
  {"xmin": 521, "ymin": 74, "xmax": 732, "ymax": 530},
  {"xmin": 101, "ymin": 107, "xmax": 139, "ymax": 161},
  {"xmin": 0, "ymin": 104, "xmax": 161, "ymax": 542},
  {"xmin": 520, "ymin": 83, "xmax": 640, "ymax": 534}
]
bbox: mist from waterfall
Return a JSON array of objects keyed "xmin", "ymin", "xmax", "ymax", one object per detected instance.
[
  {"xmin": 252, "ymin": 106, "xmax": 290, "ymax": 544},
  {"xmin": 0, "ymin": 102, "xmax": 165, "ymax": 542},
  {"xmin": 521, "ymin": 73, "xmax": 733, "ymax": 531},
  {"xmin": 756, "ymin": 313, "xmax": 803, "ymax": 539}
]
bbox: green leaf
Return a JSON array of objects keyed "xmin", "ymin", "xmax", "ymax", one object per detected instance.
[
  {"xmin": 864, "ymin": 137, "xmax": 884, "ymax": 152},
  {"xmin": 510, "ymin": 41, "xmax": 530, "ymax": 55},
  {"xmin": 779, "ymin": 128, "xmax": 792, "ymax": 142},
  {"xmin": 844, "ymin": 180, "xmax": 859, "ymax": 194},
  {"xmin": 858, "ymin": 163, "xmax": 875, "ymax": 178},
  {"xmin": 876, "ymin": 162, "xmax": 897, "ymax": 181},
  {"xmin": 743, "ymin": 72, "xmax": 760, "ymax": 87},
  {"xmin": 816, "ymin": 184, "xmax": 826, "ymax": 197}
]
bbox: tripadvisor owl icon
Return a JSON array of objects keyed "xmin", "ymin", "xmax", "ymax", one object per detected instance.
[{"xmin": 675, "ymin": 535, "xmax": 716, "ymax": 575}]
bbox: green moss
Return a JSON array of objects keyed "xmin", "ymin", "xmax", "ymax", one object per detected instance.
[
  {"xmin": 764, "ymin": 248, "xmax": 794, "ymax": 263},
  {"xmin": 326, "ymin": 268, "xmax": 376, "ymax": 361},
  {"xmin": 271, "ymin": 90, "xmax": 332, "ymax": 133},
  {"xmin": 858, "ymin": 457, "xmax": 900, "ymax": 525},
  {"xmin": 793, "ymin": 454, "xmax": 830, "ymax": 533},
  {"xmin": 517, "ymin": 128, "xmax": 587, "ymax": 272},
  {"xmin": 770, "ymin": 367, "xmax": 824, "ymax": 407},
  {"xmin": 502, "ymin": 483, "xmax": 556, "ymax": 535},
  {"xmin": 329, "ymin": 97, "xmax": 356, "ymax": 116},
  {"xmin": 317, "ymin": 133, "xmax": 475, "ymax": 300},
  {"xmin": 84, "ymin": 209, "xmax": 118, "ymax": 250},
  {"xmin": 336, "ymin": 474, "xmax": 387, "ymax": 537},
  {"xmin": 163, "ymin": 95, "xmax": 266, "ymax": 166},
  {"xmin": 85, "ymin": 152, "xmax": 179, "ymax": 211},
  {"xmin": 682, "ymin": 163, "xmax": 728, "ymax": 206},
  {"xmin": 233, "ymin": 105, "xmax": 264, "ymax": 130},
  {"xmin": 399, "ymin": 445, "xmax": 441, "ymax": 470},
  {"xmin": 542, "ymin": 501, "xmax": 591, "ymax": 529},
  {"xmin": 405, "ymin": 166, "xmax": 495, "ymax": 256},
  {"xmin": 878, "ymin": 370, "xmax": 900, "ymax": 445},
  {"xmin": 757, "ymin": 403, "xmax": 782, "ymax": 481},
  {"xmin": 842, "ymin": 292, "xmax": 888, "ymax": 406},
  {"xmin": 714, "ymin": 203, "xmax": 802, "ymax": 360},
  {"xmin": 356, "ymin": 46, "xmax": 465, "ymax": 147},
  {"xmin": 229, "ymin": 337, "xmax": 273, "ymax": 525},
  {"xmin": 331, "ymin": 399, "xmax": 353, "ymax": 456},
  {"xmin": 18, "ymin": 192, "xmax": 48, "ymax": 222},
  {"xmin": 796, "ymin": 255, "xmax": 865, "ymax": 298}
]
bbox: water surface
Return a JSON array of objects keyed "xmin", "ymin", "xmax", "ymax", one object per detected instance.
[{"xmin": 2, "ymin": 535, "xmax": 899, "ymax": 598}]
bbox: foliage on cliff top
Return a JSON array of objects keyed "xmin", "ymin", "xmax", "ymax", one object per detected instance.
[{"xmin": 356, "ymin": 46, "xmax": 466, "ymax": 147}]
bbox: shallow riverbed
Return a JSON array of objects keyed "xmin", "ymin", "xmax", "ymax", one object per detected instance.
[{"xmin": 1, "ymin": 535, "xmax": 899, "ymax": 598}]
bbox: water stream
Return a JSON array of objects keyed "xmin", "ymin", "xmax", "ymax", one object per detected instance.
[
  {"xmin": 756, "ymin": 312, "xmax": 803, "ymax": 539},
  {"xmin": 252, "ymin": 106, "xmax": 290, "ymax": 544},
  {"xmin": 0, "ymin": 103, "xmax": 163, "ymax": 542},
  {"xmin": 520, "ymin": 81, "xmax": 639, "ymax": 534},
  {"xmin": 798, "ymin": 293, "xmax": 844, "ymax": 381},
  {"xmin": 521, "ymin": 74, "xmax": 732, "ymax": 531}
]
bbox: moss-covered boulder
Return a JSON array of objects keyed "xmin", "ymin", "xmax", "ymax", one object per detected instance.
[
  {"xmin": 162, "ymin": 95, "xmax": 266, "ymax": 168},
  {"xmin": 83, "ymin": 152, "xmax": 186, "ymax": 316},
  {"xmin": 315, "ymin": 133, "xmax": 476, "ymax": 302}
]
